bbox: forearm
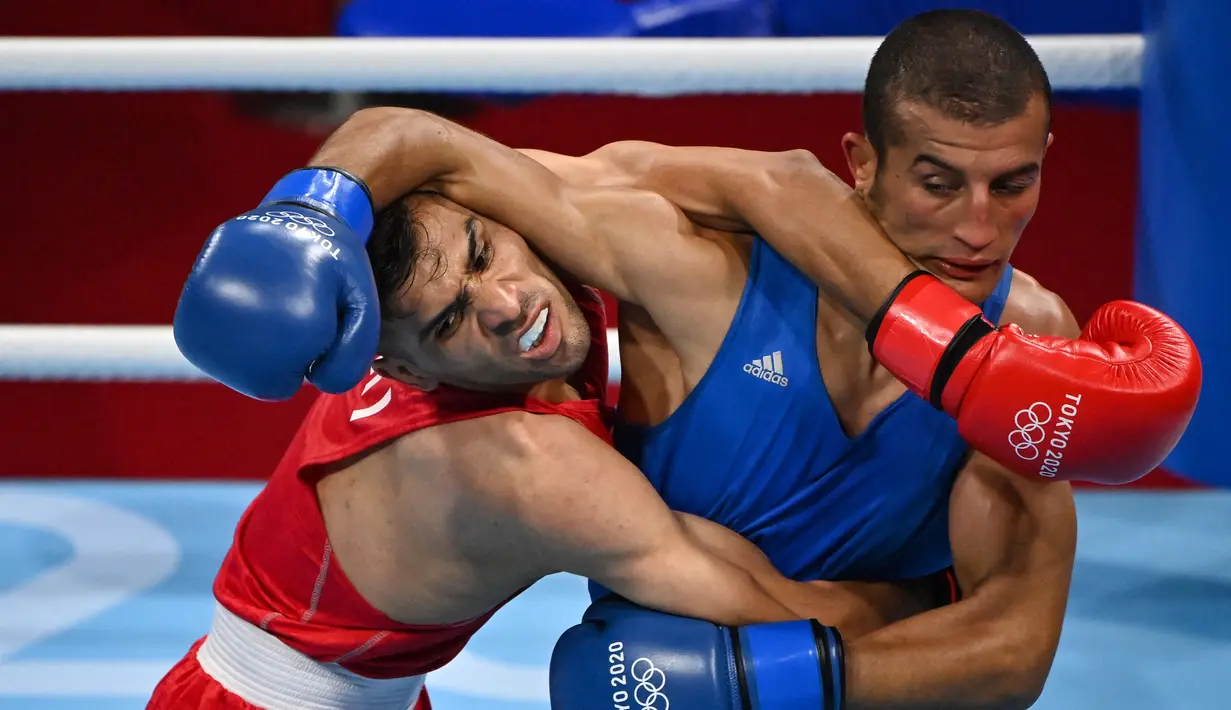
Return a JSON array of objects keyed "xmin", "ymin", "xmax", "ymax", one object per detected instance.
[
  {"xmin": 654, "ymin": 519, "xmax": 800, "ymax": 626},
  {"xmin": 843, "ymin": 577, "xmax": 1057, "ymax": 710},
  {"xmin": 310, "ymin": 109, "xmax": 618, "ymax": 290},
  {"xmin": 607, "ymin": 143, "xmax": 923, "ymax": 322},
  {"xmin": 675, "ymin": 513, "xmax": 936, "ymax": 637},
  {"xmin": 606, "ymin": 551, "xmax": 800, "ymax": 628},
  {"xmin": 307, "ymin": 107, "xmax": 465, "ymax": 209}
]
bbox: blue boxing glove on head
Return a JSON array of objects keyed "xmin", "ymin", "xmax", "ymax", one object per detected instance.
[
  {"xmin": 551, "ymin": 597, "xmax": 846, "ymax": 710},
  {"xmin": 174, "ymin": 167, "xmax": 380, "ymax": 401}
]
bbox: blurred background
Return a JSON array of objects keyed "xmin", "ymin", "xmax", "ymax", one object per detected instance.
[{"xmin": 1, "ymin": 0, "xmax": 1228, "ymax": 708}]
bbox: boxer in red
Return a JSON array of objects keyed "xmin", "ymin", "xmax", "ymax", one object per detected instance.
[{"xmin": 148, "ymin": 200, "xmax": 944, "ymax": 710}]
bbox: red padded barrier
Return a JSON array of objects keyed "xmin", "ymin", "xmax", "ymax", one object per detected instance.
[{"xmin": 0, "ymin": 0, "xmax": 1192, "ymax": 486}]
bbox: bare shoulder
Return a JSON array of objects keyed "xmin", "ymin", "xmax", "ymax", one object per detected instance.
[
  {"xmin": 393, "ymin": 408, "xmax": 688, "ymax": 574},
  {"xmin": 317, "ymin": 410, "xmax": 613, "ymax": 613},
  {"xmin": 390, "ymin": 409, "xmax": 593, "ymax": 473},
  {"xmin": 1001, "ymin": 268, "xmax": 1082, "ymax": 338},
  {"xmin": 383, "ymin": 411, "xmax": 614, "ymax": 547},
  {"xmin": 323, "ymin": 412, "xmax": 553, "ymax": 509},
  {"xmin": 392, "ymin": 410, "xmax": 647, "ymax": 515}
]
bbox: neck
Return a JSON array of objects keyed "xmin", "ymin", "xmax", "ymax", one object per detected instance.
[{"xmin": 527, "ymin": 378, "xmax": 583, "ymax": 404}]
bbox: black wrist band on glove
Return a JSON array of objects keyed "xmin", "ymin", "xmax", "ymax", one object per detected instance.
[
  {"xmin": 729, "ymin": 623, "xmax": 755, "ymax": 710},
  {"xmin": 810, "ymin": 621, "xmax": 847, "ymax": 710},
  {"xmin": 865, "ymin": 270, "xmax": 932, "ymax": 352},
  {"xmin": 300, "ymin": 165, "xmax": 377, "ymax": 210},
  {"xmin": 833, "ymin": 626, "xmax": 846, "ymax": 710},
  {"xmin": 928, "ymin": 315, "xmax": 996, "ymax": 409}
]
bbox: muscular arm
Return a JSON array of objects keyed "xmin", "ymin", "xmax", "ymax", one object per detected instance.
[
  {"xmin": 436, "ymin": 409, "xmax": 859, "ymax": 628},
  {"xmin": 566, "ymin": 141, "xmax": 928, "ymax": 321},
  {"xmin": 309, "ymin": 110, "xmax": 928, "ymax": 322},
  {"xmin": 843, "ymin": 454, "xmax": 1077, "ymax": 709},
  {"xmin": 307, "ymin": 108, "xmax": 717, "ymax": 306},
  {"xmin": 676, "ymin": 514, "xmax": 949, "ymax": 639},
  {"xmin": 842, "ymin": 281, "xmax": 1081, "ymax": 709}
]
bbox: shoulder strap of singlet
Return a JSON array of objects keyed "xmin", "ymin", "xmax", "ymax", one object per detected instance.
[
  {"xmin": 751, "ymin": 237, "xmax": 819, "ymax": 298},
  {"xmin": 980, "ymin": 264, "xmax": 1014, "ymax": 324}
]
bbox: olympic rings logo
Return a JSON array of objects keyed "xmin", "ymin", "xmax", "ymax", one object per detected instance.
[
  {"xmin": 265, "ymin": 210, "xmax": 336, "ymax": 237},
  {"xmin": 631, "ymin": 658, "xmax": 669, "ymax": 710},
  {"xmin": 1008, "ymin": 402, "xmax": 1052, "ymax": 460}
]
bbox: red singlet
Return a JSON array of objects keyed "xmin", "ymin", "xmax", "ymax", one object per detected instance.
[{"xmin": 148, "ymin": 286, "xmax": 611, "ymax": 708}]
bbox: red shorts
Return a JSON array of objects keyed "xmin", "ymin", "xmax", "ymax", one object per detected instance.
[{"xmin": 147, "ymin": 638, "xmax": 434, "ymax": 710}]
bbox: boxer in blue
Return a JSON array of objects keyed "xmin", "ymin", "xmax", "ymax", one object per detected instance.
[{"xmin": 174, "ymin": 10, "xmax": 1199, "ymax": 710}]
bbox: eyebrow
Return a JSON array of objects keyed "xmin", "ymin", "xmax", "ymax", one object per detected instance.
[
  {"xmin": 912, "ymin": 153, "xmax": 1040, "ymax": 180},
  {"xmin": 417, "ymin": 216, "xmax": 480, "ymax": 343},
  {"xmin": 465, "ymin": 216, "xmax": 478, "ymax": 263}
]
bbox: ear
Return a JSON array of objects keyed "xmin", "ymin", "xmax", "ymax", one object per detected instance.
[
  {"xmin": 372, "ymin": 356, "xmax": 438, "ymax": 392},
  {"xmin": 841, "ymin": 132, "xmax": 878, "ymax": 195},
  {"xmin": 1045, "ymin": 131, "xmax": 1054, "ymax": 153}
]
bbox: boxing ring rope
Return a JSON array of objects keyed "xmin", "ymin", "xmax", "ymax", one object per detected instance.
[
  {"xmin": 0, "ymin": 325, "xmax": 627, "ymax": 383},
  {"xmin": 0, "ymin": 35, "xmax": 1142, "ymax": 93},
  {"xmin": 0, "ymin": 34, "xmax": 1140, "ymax": 384}
]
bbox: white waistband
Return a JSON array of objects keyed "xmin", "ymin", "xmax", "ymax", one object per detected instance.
[{"xmin": 196, "ymin": 602, "xmax": 424, "ymax": 710}]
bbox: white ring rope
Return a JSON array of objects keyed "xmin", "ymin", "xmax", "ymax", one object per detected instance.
[
  {"xmin": 2, "ymin": 33, "xmax": 1135, "ymax": 383},
  {"xmin": 0, "ymin": 35, "xmax": 1142, "ymax": 93},
  {"xmin": 0, "ymin": 325, "xmax": 624, "ymax": 385}
]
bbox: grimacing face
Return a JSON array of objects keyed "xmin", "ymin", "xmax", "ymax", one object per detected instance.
[
  {"xmin": 843, "ymin": 93, "xmax": 1053, "ymax": 304},
  {"xmin": 374, "ymin": 193, "xmax": 591, "ymax": 392}
]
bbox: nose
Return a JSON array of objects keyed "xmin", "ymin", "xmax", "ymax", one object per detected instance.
[
  {"xmin": 473, "ymin": 279, "xmax": 524, "ymax": 336},
  {"xmin": 953, "ymin": 187, "xmax": 997, "ymax": 250}
]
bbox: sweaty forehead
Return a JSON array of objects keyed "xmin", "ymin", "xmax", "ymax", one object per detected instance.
[
  {"xmin": 398, "ymin": 254, "xmax": 451, "ymax": 314},
  {"xmin": 408, "ymin": 192, "xmax": 472, "ymax": 238},
  {"xmin": 391, "ymin": 200, "xmax": 471, "ymax": 318}
]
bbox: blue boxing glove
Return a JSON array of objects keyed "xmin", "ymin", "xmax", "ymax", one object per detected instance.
[
  {"xmin": 550, "ymin": 597, "xmax": 846, "ymax": 710},
  {"xmin": 174, "ymin": 168, "xmax": 380, "ymax": 401}
]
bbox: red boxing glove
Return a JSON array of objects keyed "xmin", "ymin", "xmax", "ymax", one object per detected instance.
[{"xmin": 867, "ymin": 272, "xmax": 1201, "ymax": 485}]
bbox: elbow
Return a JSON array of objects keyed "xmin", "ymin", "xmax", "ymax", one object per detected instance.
[
  {"xmin": 759, "ymin": 149, "xmax": 836, "ymax": 192},
  {"xmin": 777, "ymin": 148, "xmax": 823, "ymax": 171},
  {"xmin": 991, "ymin": 667, "xmax": 1048, "ymax": 710},
  {"xmin": 588, "ymin": 140, "xmax": 667, "ymax": 182},
  {"xmin": 775, "ymin": 148, "xmax": 824, "ymax": 174},
  {"xmin": 982, "ymin": 626, "xmax": 1057, "ymax": 709},
  {"xmin": 337, "ymin": 107, "xmax": 441, "ymax": 144},
  {"xmin": 340, "ymin": 106, "xmax": 418, "ymax": 132}
]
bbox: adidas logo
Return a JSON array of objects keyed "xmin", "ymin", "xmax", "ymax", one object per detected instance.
[{"xmin": 743, "ymin": 351, "xmax": 789, "ymax": 387}]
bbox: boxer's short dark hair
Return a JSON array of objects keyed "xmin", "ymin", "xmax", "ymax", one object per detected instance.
[
  {"xmin": 863, "ymin": 9, "xmax": 1052, "ymax": 157},
  {"xmin": 366, "ymin": 193, "xmax": 441, "ymax": 327}
]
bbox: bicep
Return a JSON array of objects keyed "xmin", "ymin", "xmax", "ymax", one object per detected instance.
[{"xmin": 948, "ymin": 452, "xmax": 1077, "ymax": 614}]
